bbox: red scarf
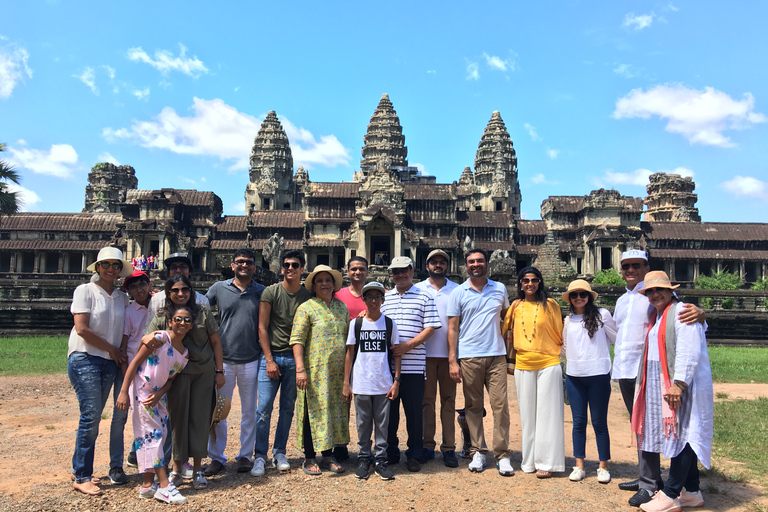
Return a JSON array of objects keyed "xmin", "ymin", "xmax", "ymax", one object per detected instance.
[{"xmin": 630, "ymin": 300, "xmax": 678, "ymax": 445}]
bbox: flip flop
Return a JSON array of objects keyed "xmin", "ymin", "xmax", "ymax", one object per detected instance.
[
  {"xmin": 73, "ymin": 480, "xmax": 103, "ymax": 496},
  {"xmin": 319, "ymin": 457, "xmax": 345, "ymax": 474},
  {"xmin": 302, "ymin": 460, "xmax": 322, "ymax": 476}
]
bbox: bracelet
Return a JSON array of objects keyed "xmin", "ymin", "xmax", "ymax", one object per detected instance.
[
  {"xmin": 215, "ymin": 370, "xmax": 224, "ymax": 374},
  {"xmin": 296, "ymin": 369, "xmax": 306, "ymax": 373}
]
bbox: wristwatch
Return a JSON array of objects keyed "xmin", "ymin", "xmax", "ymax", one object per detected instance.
[
  {"xmin": 215, "ymin": 370, "xmax": 224, "ymax": 374},
  {"xmin": 393, "ymin": 377, "xmax": 401, "ymax": 382}
]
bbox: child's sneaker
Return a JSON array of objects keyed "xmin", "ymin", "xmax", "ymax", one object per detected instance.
[
  {"xmin": 355, "ymin": 458, "xmax": 371, "ymax": 479},
  {"xmin": 154, "ymin": 483, "xmax": 187, "ymax": 504},
  {"xmin": 181, "ymin": 461, "xmax": 194, "ymax": 479},
  {"xmin": 374, "ymin": 461, "xmax": 395, "ymax": 481},
  {"xmin": 139, "ymin": 483, "xmax": 158, "ymax": 499}
]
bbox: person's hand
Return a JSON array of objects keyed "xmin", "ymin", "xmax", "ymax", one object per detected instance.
[
  {"xmin": 678, "ymin": 303, "xmax": 705, "ymax": 325},
  {"xmin": 296, "ymin": 371, "xmax": 308, "ymax": 390},
  {"xmin": 449, "ymin": 361, "xmax": 462, "ymax": 383},
  {"xmin": 663, "ymin": 383, "xmax": 683, "ymax": 409},
  {"xmin": 215, "ymin": 373, "xmax": 225, "ymax": 389},
  {"xmin": 109, "ymin": 345, "xmax": 127, "ymax": 366},
  {"xmin": 356, "ymin": 309, "xmax": 368, "ymax": 319},
  {"xmin": 116, "ymin": 391, "xmax": 130, "ymax": 412},
  {"xmin": 342, "ymin": 382, "xmax": 352, "ymax": 403},
  {"xmin": 266, "ymin": 360, "xmax": 280, "ymax": 380},
  {"xmin": 141, "ymin": 333, "xmax": 163, "ymax": 351},
  {"xmin": 386, "ymin": 381, "xmax": 399, "ymax": 400},
  {"xmin": 392, "ymin": 341, "xmax": 412, "ymax": 357},
  {"xmin": 142, "ymin": 392, "xmax": 162, "ymax": 408},
  {"xmin": 507, "ymin": 364, "xmax": 515, "ymax": 376}
]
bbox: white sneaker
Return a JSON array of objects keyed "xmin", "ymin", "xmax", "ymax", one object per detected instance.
[
  {"xmin": 169, "ymin": 471, "xmax": 183, "ymax": 488},
  {"xmin": 250, "ymin": 458, "xmax": 266, "ymax": 477},
  {"xmin": 569, "ymin": 466, "xmax": 586, "ymax": 481},
  {"xmin": 139, "ymin": 483, "xmax": 158, "ymax": 499},
  {"xmin": 181, "ymin": 461, "xmax": 194, "ymax": 479},
  {"xmin": 497, "ymin": 457, "xmax": 514, "ymax": 476},
  {"xmin": 273, "ymin": 453, "xmax": 290, "ymax": 472},
  {"xmin": 154, "ymin": 483, "xmax": 187, "ymax": 504},
  {"xmin": 597, "ymin": 467, "xmax": 611, "ymax": 484},
  {"xmin": 468, "ymin": 452, "xmax": 486, "ymax": 473}
]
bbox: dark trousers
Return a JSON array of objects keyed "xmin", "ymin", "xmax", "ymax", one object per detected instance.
[
  {"xmin": 664, "ymin": 443, "xmax": 700, "ymax": 499},
  {"xmin": 302, "ymin": 397, "xmax": 331, "ymax": 460},
  {"xmin": 619, "ymin": 378, "xmax": 663, "ymax": 491},
  {"xmin": 387, "ymin": 373, "xmax": 425, "ymax": 461},
  {"xmin": 566, "ymin": 373, "xmax": 611, "ymax": 461}
]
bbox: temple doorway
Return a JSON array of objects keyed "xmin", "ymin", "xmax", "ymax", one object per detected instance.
[
  {"xmin": 371, "ymin": 236, "xmax": 390, "ymax": 265},
  {"xmin": 367, "ymin": 214, "xmax": 394, "ymax": 265}
]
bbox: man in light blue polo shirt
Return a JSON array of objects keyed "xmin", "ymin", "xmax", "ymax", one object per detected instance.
[{"xmin": 447, "ymin": 248, "xmax": 514, "ymax": 476}]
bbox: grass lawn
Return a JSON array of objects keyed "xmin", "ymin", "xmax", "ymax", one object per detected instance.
[
  {"xmin": 708, "ymin": 346, "xmax": 768, "ymax": 383},
  {"xmin": 0, "ymin": 336, "xmax": 68, "ymax": 376},
  {"xmin": 711, "ymin": 397, "xmax": 768, "ymax": 480}
]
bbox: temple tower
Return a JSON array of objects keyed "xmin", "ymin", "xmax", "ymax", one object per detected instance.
[
  {"xmin": 473, "ymin": 111, "xmax": 521, "ymax": 216},
  {"xmin": 644, "ymin": 172, "xmax": 701, "ymax": 222},
  {"xmin": 245, "ymin": 111, "xmax": 296, "ymax": 212},
  {"xmin": 83, "ymin": 162, "xmax": 138, "ymax": 213}
]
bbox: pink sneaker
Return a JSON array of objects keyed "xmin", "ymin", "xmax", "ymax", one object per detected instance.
[
  {"xmin": 640, "ymin": 491, "xmax": 682, "ymax": 512},
  {"xmin": 678, "ymin": 490, "xmax": 704, "ymax": 508}
]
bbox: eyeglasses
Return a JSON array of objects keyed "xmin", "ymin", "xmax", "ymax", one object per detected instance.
[
  {"xmin": 169, "ymin": 287, "xmax": 191, "ymax": 295},
  {"xmin": 282, "ymin": 262, "xmax": 301, "ymax": 269},
  {"xmin": 172, "ymin": 316, "xmax": 193, "ymax": 324},
  {"xmin": 99, "ymin": 261, "xmax": 123, "ymax": 270},
  {"xmin": 391, "ymin": 267, "xmax": 410, "ymax": 275},
  {"xmin": 127, "ymin": 281, "xmax": 149, "ymax": 292},
  {"xmin": 233, "ymin": 259, "xmax": 254, "ymax": 266},
  {"xmin": 621, "ymin": 263, "xmax": 644, "ymax": 271},
  {"xmin": 363, "ymin": 294, "xmax": 383, "ymax": 302},
  {"xmin": 169, "ymin": 263, "xmax": 189, "ymax": 272},
  {"xmin": 520, "ymin": 278, "xmax": 540, "ymax": 285},
  {"xmin": 569, "ymin": 291, "xmax": 590, "ymax": 300}
]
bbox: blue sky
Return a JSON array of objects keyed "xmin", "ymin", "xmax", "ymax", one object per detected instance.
[{"xmin": 2, "ymin": 1, "xmax": 766, "ymax": 223}]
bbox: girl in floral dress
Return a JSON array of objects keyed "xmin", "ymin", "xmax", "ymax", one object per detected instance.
[{"xmin": 117, "ymin": 305, "xmax": 191, "ymax": 503}]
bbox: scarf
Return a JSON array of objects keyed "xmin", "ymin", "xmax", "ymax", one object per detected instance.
[{"xmin": 630, "ymin": 300, "xmax": 679, "ymax": 446}]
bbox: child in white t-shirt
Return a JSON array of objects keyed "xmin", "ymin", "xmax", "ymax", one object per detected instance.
[{"xmin": 343, "ymin": 282, "xmax": 401, "ymax": 481}]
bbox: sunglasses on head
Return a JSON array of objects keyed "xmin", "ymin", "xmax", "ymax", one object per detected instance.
[
  {"xmin": 569, "ymin": 291, "xmax": 590, "ymax": 300},
  {"xmin": 621, "ymin": 262, "xmax": 644, "ymax": 271},
  {"xmin": 169, "ymin": 286, "xmax": 191, "ymax": 294},
  {"xmin": 172, "ymin": 316, "xmax": 193, "ymax": 324},
  {"xmin": 99, "ymin": 261, "xmax": 123, "ymax": 270},
  {"xmin": 521, "ymin": 278, "xmax": 540, "ymax": 285},
  {"xmin": 282, "ymin": 262, "xmax": 301, "ymax": 269}
]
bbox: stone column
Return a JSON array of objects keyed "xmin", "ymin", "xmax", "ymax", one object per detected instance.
[
  {"xmin": 58, "ymin": 253, "xmax": 64, "ymax": 273},
  {"xmin": 595, "ymin": 244, "xmax": 602, "ymax": 273},
  {"xmin": 394, "ymin": 228, "xmax": 402, "ymax": 258},
  {"xmin": 344, "ymin": 246, "xmax": 351, "ymax": 267},
  {"xmin": 669, "ymin": 260, "xmax": 676, "ymax": 281},
  {"xmin": 694, "ymin": 259, "xmax": 700, "ymax": 281},
  {"xmin": 358, "ymin": 226, "xmax": 367, "ymax": 259},
  {"xmin": 717, "ymin": 260, "xmax": 722, "ymax": 273},
  {"xmin": 33, "ymin": 251, "xmax": 40, "ymax": 273},
  {"xmin": 10, "ymin": 252, "xmax": 17, "ymax": 273},
  {"xmin": 81, "ymin": 252, "xmax": 88, "ymax": 273},
  {"xmin": 409, "ymin": 246, "xmax": 417, "ymax": 266},
  {"xmin": 158, "ymin": 234, "xmax": 166, "ymax": 269},
  {"xmin": 740, "ymin": 260, "xmax": 746, "ymax": 279}
]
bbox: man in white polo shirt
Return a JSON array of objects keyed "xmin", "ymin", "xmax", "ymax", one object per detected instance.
[
  {"xmin": 381, "ymin": 256, "xmax": 441, "ymax": 472},
  {"xmin": 415, "ymin": 249, "xmax": 459, "ymax": 468}
]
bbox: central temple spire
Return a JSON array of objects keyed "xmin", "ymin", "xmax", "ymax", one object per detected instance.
[{"xmin": 360, "ymin": 93, "xmax": 408, "ymax": 175}]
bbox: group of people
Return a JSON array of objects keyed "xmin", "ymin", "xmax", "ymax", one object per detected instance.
[
  {"xmin": 66, "ymin": 244, "xmax": 714, "ymax": 512},
  {"xmin": 131, "ymin": 253, "xmax": 158, "ymax": 272}
]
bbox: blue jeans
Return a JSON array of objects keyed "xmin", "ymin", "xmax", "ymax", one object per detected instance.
[
  {"xmin": 566, "ymin": 373, "xmax": 611, "ymax": 461},
  {"xmin": 68, "ymin": 352, "xmax": 118, "ymax": 483},
  {"xmin": 254, "ymin": 352, "xmax": 297, "ymax": 461},
  {"xmin": 109, "ymin": 370, "xmax": 129, "ymax": 469}
]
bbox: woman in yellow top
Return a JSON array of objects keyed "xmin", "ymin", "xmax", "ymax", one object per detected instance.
[{"xmin": 503, "ymin": 266, "xmax": 564, "ymax": 478}]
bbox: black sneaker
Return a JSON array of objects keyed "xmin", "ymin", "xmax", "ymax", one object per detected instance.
[
  {"xmin": 355, "ymin": 458, "xmax": 371, "ymax": 479},
  {"xmin": 442, "ymin": 450, "xmax": 459, "ymax": 468},
  {"xmin": 374, "ymin": 461, "xmax": 395, "ymax": 481},
  {"xmin": 126, "ymin": 451, "xmax": 138, "ymax": 468},
  {"xmin": 109, "ymin": 467, "xmax": 129, "ymax": 485}
]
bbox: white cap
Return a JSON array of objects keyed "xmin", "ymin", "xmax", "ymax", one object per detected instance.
[
  {"xmin": 620, "ymin": 249, "xmax": 648, "ymax": 263},
  {"xmin": 388, "ymin": 256, "xmax": 414, "ymax": 270}
]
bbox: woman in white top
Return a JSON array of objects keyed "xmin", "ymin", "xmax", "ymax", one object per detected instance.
[
  {"xmin": 67, "ymin": 247, "xmax": 131, "ymax": 496},
  {"xmin": 561, "ymin": 280, "xmax": 617, "ymax": 484}
]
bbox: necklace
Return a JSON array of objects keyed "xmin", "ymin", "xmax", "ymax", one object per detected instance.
[{"xmin": 520, "ymin": 301, "xmax": 539, "ymax": 343}]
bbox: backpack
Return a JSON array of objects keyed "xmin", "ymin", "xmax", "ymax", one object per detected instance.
[{"xmin": 351, "ymin": 316, "xmax": 395, "ymax": 384}]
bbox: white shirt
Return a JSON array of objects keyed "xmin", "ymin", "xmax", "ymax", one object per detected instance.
[
  {"xmin": 68, "ymin": 282, "xmax": 129, "ymax": 358},
  {"xmin": 347, "ymin": 316, "xmax": 400, "ymax": 395},
  {"xmin": 563, "ymin": 308, "xmax": 617, "ymax": 377},
  {"xmin": 611, "ymin": 281, "xmax": 652, "ymax": 380},
  {"xmin": 415, "ymin": 278, "xmax": 459, "ymax": 358},
  {"xmin": 123, "ymin": 300, "xmax": 149, "ymax": 362}
]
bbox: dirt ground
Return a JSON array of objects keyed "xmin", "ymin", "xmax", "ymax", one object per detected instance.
[{"xmin": 0, "ymin": 374, "xmax": 765, "ymax": 511}]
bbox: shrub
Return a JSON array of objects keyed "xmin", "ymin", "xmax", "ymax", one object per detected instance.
[
  {"xmin": 721, "ymin": 298, "xmax": 734, "ymax": 309},
  {"xmin": 694, "ymin": 270, "xmax": 743, "ymax": 290},
  {"xmin": 593, "ymin": 268, "xmax": 625, "ymax": 287},
  {"xmin": 751, "ymin": 277, "xmax": 768, "ymax": 291},
  {"xmin": 701, "ymin": 297, "xmax": 714, "ymax": 309}
]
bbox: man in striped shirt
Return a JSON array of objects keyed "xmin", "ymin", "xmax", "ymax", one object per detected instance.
[{"xmin": 381, "ymin": 256, "xmax": 441, "ymax": 472}]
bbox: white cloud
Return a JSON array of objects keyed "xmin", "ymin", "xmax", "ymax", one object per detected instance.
[
  {"xmin": 127, "ymin": 44, "xmax": 208, "ymax": 78},
  {"xmin": 613, "ymin": 84, "xmax": 766, "ymax": 147},
  {"xmin": 0, "ymin": 41, "xmax": 32, "ymax": 98},
  {"xmin": 523, "ymin": 123, "xmax": 541, "ymax": 142},
  {"xmin": 102, "ymin": 65, "xmax": 115, "ymax": 80},
  {"xmin": 6, "ymin": 142, "xmax": 79, "ymax": 178},
  {"xmin": 613, "ymin": 63, "xmax": 639, "ymax": 78},
  {"xmin": 426, "ymin": 70, "xmax": 436, "ymax": 74},
  {"xmin": 74, "ymin": 67, "xmax": 98, "ymax": 94},
  {"xmin": 720, "ymin": 176, "xmax": 767, "ymax": 198},
  {"xmin": 228, "ymin": 201, "xmax": 245, "ymax": 214},
  {"xmin": 103, "ymin": 97, "xmax": 351, "ymax": 172},
  {"xmin": 592, "ymin": 167, "xmax": 694, "ymax": 188},
  {"xmin": 132, "ymin": 87, "xmax": 150, "ymax": 101},
  {"xmin": 179, "ymin": 176, "xmax": 197, "ymax": 185},
  {"xmin": 667, "ymin": 4, "xmax": 679, "ymax": 12},
  {"xmin": 5, "ymin": 183, "xmax": 42, "ymax": 211},
  {"xmin": 483, "ymin": 52, "xmax": 515, "ymax": 72},
  {"xmin": 466, "ymin": 62, "xmax": 479, "ymax": 81},
  {"xmin": 97, "ymin": 152, "xmax": 120, "ymax": 165},
  {"xmin": 531, "ymin": 173, "xmax": 562, "ymax": 185},
  {"xmin": 623, "ymin": 12, "xmax": 655, "ymax": 30},
  {"xmin": 546, "ymin": 149, "xmax": 560, "ymax": 159},
  {"xmin": 200, "ymin": 176, "xmax": 207, "ymax": 182}
]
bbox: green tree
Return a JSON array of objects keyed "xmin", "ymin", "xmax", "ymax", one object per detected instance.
[
  {"xmin": 0, "ymin": 143, "xmax": 23, "ymax": 216},
  {"xmin": 694, "ymin": 270, "xmax": 743, "ymax": 290},
  {"xmin": 751, "ymin": 277, "xmax": 768, "ymax": 291},
  {"xmin": 592, "ymin": 268, "xmax": 626, "ymax": 286}
]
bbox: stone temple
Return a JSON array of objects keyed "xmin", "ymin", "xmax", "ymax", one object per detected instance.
[{"xmin": 1, "ymin": 93, "xmax": 767, "ymax": 285}]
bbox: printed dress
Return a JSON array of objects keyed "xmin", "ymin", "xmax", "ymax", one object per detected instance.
[
  {"xmin": 130, "ymin": 331, "xmax": 188, "ymax": 472},
  {"xmin": 290, "ymin": 297, "xmax": 350, "ymax": 452}
]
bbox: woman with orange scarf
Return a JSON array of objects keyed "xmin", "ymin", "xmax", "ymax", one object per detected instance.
[{"xmin": 632, "ymin": 271, "xmax": 713, "ymax": 512}]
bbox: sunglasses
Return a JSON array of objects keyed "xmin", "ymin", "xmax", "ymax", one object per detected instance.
[
  {"xmin": 621, "ymin": 263, "xmax": 644, "ymax": 271},
  {"xmin": 233, "ymin": 259, "xmax": 254, "ymax": 266},
  {"xmin": 569, "ymin": 291, "xmax": 590, "ymax": 300},
  {"xmin": 645, "ymin": 287, "xmax": 669, "ymax": 295},
  {"xmin": 282, "ymin": 262, "xmax": 301, "ymax": 269},
  {"xmin": 168, "ymin": 264, "xmax": 189, "ymax": 272},
  {"xmin": 521, "ymin": 278, "xmax": 540, "ymax": 285},
  {"xmin": 363, "ymin": 294, "xmax": 383, "ymax": 302},
  {"xmin": 169, "ymin": 286, "xmax": 191, "ymax": 294},
  {"xmin": 392, "ymin": 267, "xmax": 410, "ymax": 275},
  {"xmin": 99, "ymin": 261, "xmax": 123, "ymax": 270},
  {"xmin": 172, "ymin": 316, "xmax": 193, "ymax": 324}
]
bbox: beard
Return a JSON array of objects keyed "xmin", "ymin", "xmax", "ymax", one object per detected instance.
[{"xmin": 428, "ymin": 268, "xmax": 447, "ymax": 279}]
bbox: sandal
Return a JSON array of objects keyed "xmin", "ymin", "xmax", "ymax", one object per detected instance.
[
  {"xmin": 302, "ymin": 460, "xmax": 322, "ymax": 476},
  {"xmin": 319, "ymin": 456, "xmax": 345, "ymax": 474},
  {"xmin": 193, "ymin": 471, "xmax": 208, "ymax": 490},
  {"xmin": 536, "ymin": 470, "xmax": 552, "ymax": 479}
]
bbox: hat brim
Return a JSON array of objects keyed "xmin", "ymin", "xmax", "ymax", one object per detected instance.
[{"xmin": 305, "ymin": 267, "xmax": 343, "ymax": 292}]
